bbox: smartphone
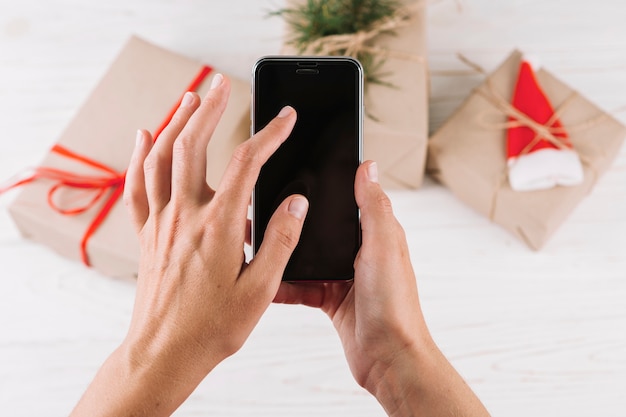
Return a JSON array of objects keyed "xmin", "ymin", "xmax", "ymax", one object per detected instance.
[{"xmin": 252, "ymin": 56, "xmax": 363, "ymax": 281}]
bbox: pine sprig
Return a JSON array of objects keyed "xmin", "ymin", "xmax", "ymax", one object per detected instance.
[{"xmin": 271, "ymin": 0, "xmax": 400, "ymax": 85}]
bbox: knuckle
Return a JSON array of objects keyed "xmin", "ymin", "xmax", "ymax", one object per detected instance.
[
  {"xmin": 199, "ymin": 93, "xmax": 224, "ymax": 115},
  {"xmin": 375, "ymin": 192, "xmax": 393, "ymax": 214},
  {"xmin": 172, "ymin": 133, "xmax": 194, "ymax": 154},
  {"xmin": 231, "ymin": 142, "xmax": 258, "ymax": 166},
  {"xmin": 143, "ymin": 153, "xmax": 160, "ymax": 174},
  {"xmin": 269, "ymin": 226, "xmax": 299, "ymax": 251},
  {"xmin": 164, "ymin": 113, "xmax": 186, "ymax": 133},
  {"xmin": 157, "ymin": 110, "xmax": 190, "ymax": 140},
  {"xmin": 169, "ymin": 108, "xmax": 191, "ymax": 126}
]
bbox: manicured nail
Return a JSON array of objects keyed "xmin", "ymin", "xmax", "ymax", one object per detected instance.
[
  {"xmin": 181, "ymin": 91, "xmax": 194, "ymax": 107},
  {"xmin": 368, "ymin": 162, "xmax": 379, "ymax": 183},
  {"xmin": 288, "ymin": 196, "xmax": 308, "ymax": 220},
  {"xmin": 277, "ymin": 105, "xmax": 294, "ymax": 118},
  {"xmin": 135, "ymin": 129, "xmax": 143, "ymax": 147},
  {"xmin": 210, "ymin": 73, "xmax": 223, "ymax": 90}
]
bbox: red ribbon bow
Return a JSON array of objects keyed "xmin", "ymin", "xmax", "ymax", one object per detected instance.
[
  {"xmin": 1, "ymin": 65, "xmax": 212, "ymax": 266},
  {"xmin": 0, "ymin": 145, "xmax": 126, "ymax": 265}
]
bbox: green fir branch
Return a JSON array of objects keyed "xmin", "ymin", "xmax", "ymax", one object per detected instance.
[{"xmin": 271, "ymin": 0, "xmax": 400, "ymax": 85}]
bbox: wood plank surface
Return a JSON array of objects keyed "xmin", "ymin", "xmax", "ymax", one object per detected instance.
[{"xmin": 1, "ymin": 0, "xmax": 625, "ymax": 416}]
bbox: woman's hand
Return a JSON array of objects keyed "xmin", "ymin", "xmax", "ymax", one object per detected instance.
[
  {"xmin": 274, "ymin": 161, "xmax": 427, "ymax": 387},
  {"xmin": 70, "ymin": 74, "xmax": 308, "ymax": 417},
  {"xmin": 274, "ymin": 162, "xmax": 490, "ymax": 417}
]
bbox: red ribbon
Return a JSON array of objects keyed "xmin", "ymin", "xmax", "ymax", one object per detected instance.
[{"xmin": 1, "ymin": 65, "xmax": 213, "ymax": 266}]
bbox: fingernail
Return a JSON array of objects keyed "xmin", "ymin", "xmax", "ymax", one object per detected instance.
[
  {"xmin": 135, "ymin": 129, "xmax": 143, "ymax": 147},
  {"xmin": 181, "ymin": 91, "xmax": 194, "ymax": 107},
  {"xmin": 277, "ymin": 105, "xmax": 293, "ymax": 118},
  {"xmin": 368, "ymin": 162, "xmax": 379, "ymax": 183},
  {"xmin": 210, "ymin": 73, "xmax": 223, "ymax": 90},
  {"xmin": 288, "ymin": 196, "xmax": 308, "ymax": 220}
]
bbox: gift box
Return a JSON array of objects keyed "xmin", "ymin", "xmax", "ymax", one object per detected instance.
[
  {"xmin": 280, "ymin": 0, "xmax": 429, "ymax": 189},
  {"xmin": 6, "ymin": 36, "xmax": 251, "ymax": 278},
  {"xmin": 427, "ymin": 50, "xmax": 626, "ymax": 250}
]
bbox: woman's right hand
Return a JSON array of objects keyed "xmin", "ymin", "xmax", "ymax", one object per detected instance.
[{"xmin": 274, "ymin": 161, "xmax": 491, "ymax": 417}]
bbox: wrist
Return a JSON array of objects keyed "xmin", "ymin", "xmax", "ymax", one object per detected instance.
[
  {"xmin": 363, "ymin": 338, "xmax": 435, "ymax": 417},
  {"xmin": 72, "ymin": 338, "xmax": 213, "ymax": 417},
  {"xmin": 110, "ymin": 342, "xmax": 202, "ymax": 417},
  {"xmin": 121, "ymin": 317, "xmax": 228, "ymax": 382},
  {"xmin": 119, "ymin": 331, "xmax": 216, "ymax": 393},
  {"xmin": 365, "ymin": 337, "xmax": 491, "ymax": 417},
  {"xmin": 70, "ymin": 342, "xmax": 194, "ymax": 417}
]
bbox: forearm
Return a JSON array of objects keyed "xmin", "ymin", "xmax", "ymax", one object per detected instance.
[
  {"xmin": 69, "ymin": 341, "xmax": 211, "ymax": 417},
  {"xmin": 367, "ymin": 341, "xmax": 490, "ymax": 417}
]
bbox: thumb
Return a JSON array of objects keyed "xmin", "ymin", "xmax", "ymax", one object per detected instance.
[
  {"xmin": 249, "ymin": 195, "xmax": 308, "ymax": 287},
  {"xmin": 354, "ymin": 161, "xmax": 408, "ymax": 265},
  {"xmin": 355, "ymin": 161, "xmax": 395, "ymax": 230}
]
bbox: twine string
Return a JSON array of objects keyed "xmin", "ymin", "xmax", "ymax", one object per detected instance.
[
  {"xmin": 300, "ymin": 1, "xmax": 426, "ymax": 63},
  {"xmin": 454, "ymin": 54, "xmax": 609, "ymax": 220}
]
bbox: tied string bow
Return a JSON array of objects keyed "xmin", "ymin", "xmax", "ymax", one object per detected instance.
[
  {"xmin": 455, "ymin": 54, "xmax": 609, "ymax": 220},
  {"xmin": 0, "ymin": 65, "xmax": 213, "ymax": 266},
  {"xmin": 476, "ymin": 79, "xmax": 577, "ymax": 156},
  {"xmin": 1, "ymin": 145, "xmax": 126, "ymax": 265},
  {"xmin": 299, "ymin": 1, "xmax": 426, "ymax": 63},
  {"xmin": 459, "ymin": 53, "xmax": 608, "ymax": 158}
]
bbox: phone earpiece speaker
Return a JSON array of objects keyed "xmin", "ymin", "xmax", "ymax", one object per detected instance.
[{"xmin": 296, "ymin": 68, "xmax": 319, "ymax": 75}]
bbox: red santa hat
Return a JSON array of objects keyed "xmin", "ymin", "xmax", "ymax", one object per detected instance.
[{"xmin": 507, "ymin": 56, "xmax": 584, "ymax": 191}]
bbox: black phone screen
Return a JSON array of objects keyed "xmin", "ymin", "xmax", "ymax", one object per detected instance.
[{"xmin": 252, "ymin": 57, "xmax": 362, "ymax": 281}]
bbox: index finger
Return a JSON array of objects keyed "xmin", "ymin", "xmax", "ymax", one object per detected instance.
[{"xmin": 213, "ymin": 105, "xmax": 296, "ymax": 219}]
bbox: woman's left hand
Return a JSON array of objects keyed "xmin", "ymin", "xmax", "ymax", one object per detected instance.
[{"xmin": 70, "ymin": 74, "xmax": 307, "ymax": 417}]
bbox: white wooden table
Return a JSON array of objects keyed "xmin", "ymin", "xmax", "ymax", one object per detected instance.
[{"xmin": 1, "ymin": 1, "xmax": 625, "ymax": 416}]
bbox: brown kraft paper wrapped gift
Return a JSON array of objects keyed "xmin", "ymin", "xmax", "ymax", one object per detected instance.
[
  {"xmin": 281, "ymin": 0, "xmax": 429, "ymax": 189},
  {"xmin": 427, "ymin": 50, "xmax": 626, "ymax": 250},
  {"xmin": 8, "ymin": 36, "xmax": 250, "ymax": 278}
]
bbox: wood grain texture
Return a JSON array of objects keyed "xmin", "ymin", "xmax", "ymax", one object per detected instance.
[{"xmin": 1, "ymin": 0, "xmax": 625, "ymax": 416}]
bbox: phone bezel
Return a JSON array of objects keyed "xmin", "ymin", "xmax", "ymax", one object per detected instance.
[{"xmin": 250, "ymin": 56, "xmax": 364, "ymax": 282}]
